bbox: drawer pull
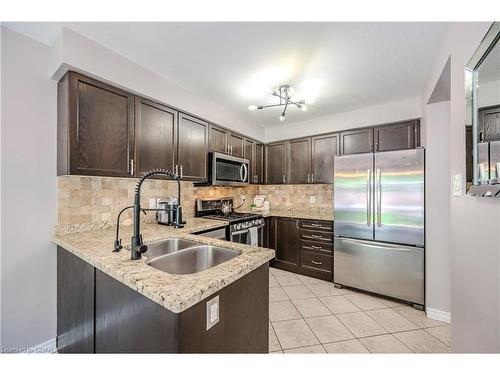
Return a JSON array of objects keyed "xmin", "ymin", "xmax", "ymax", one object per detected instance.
[
  {"xmin": 305, "ymin": 234, "xmax": 324, "ymax": 240},
  {"xmin": 309, "ymin": 224, "xmax": 322, "ymax": 227},
  {"xmin": 311, "ymin": 260, "xmax": 323, "ymax": 265},
  {"xmin": 304, "ymin": 245, "xmax": 323, "ymax": 250}
]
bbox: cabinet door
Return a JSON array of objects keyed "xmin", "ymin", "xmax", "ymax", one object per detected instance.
[
  {"xmin": 177, "ymin": 113, "xmax": 208, "ymax": 180},
  {"xmin": 274, "ymin": 218, "xmax": 299, "ymax": 270},
  {"xmin": 254, "ymin": 143, "xmax": 264, "ymax": 184},
  {"xmin": 287, "ymin": 138, "xmax": 311, "ymax": 183},
  {"xmin": 244, "ymin": 139, "xmax": 255, "ymax": 183},
  {"xmin": 135, "ymin": 97, "xmax": 177, "ymax": 176},
  {"xmin": 374, "ymin": 120, "xmax": 419, "ymax": 152},
  {"xmin": 311, "ymin": 133, "xmax": 338, "ymax": 183},
  {"xmin": 265, "ymin": 142, "xmax": 287, "ymax": 184},
  {"xmin": 340, "ymin": 128, "xmax": 373, "ymax": 155},
  {"xmin": 209, "ymin": 124, "xmax": 228, "ymax": 153},
  {"xmin": 228, "ymin": 133, "xmax": 245, "ymax": 157},
  {"xmin": 65, "ymin": 72, "xmax": 134, "ymax": 176},
  {"xmin": 479, "ymin": 106, "xmax": 500, "ymax": 142}
]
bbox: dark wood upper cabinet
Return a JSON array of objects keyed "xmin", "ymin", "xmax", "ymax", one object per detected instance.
[
  {"xmin": 176, "ymin": 113, "xmax": 208, "ymax": 181},
  {"xmin": 134, "ymin": 97, "xmax": 177, "ymax": 176},
  {"xmin": 273, "ymin": 217, "xmax": 299, "ymax": 270},
  {"xmin": 228, "ymin": 133, "xmax": 245, "ymax": 157},
  {"xmin": 244, "ymin": 139, "xmax": 255, "ymax": 183},
  {"xmin": 58, "ymin": 72, "xmax": 134, "ymax": 177},
  {"xmin": 265, "ymin": 142, "xmax": 287, "ymax": 184},
  {"xmin": 254, "ymin": 143, "xmax": 264, "ymax": 184},
  {"xmin": 374, "ymin": 120, "xmax": 419, "ymax": 152},
  {"xmin": 311, "ymin": 133, "xmax": 338, "ymax": 183},
  {"xmin": 209, "ymin": 124, "xmax": 228, "ymax": 153},
  {"xmin": 340, "ymin": 128, "xmax": 373, "ymax": 155},
  {"xmin": 479, "ymin": 106, "xmax": 500, "ymax": 142},
  {"xmin": 287, "ymin": 138, "xmax": 311, "ymax": 184}
]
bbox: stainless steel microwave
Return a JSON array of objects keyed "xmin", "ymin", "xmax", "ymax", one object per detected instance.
[{"xmin": 197, "ymin": 152, "xmax": 249, "ymax": 186}]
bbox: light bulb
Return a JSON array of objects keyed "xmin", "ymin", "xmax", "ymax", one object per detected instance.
[
  {"xmin": 301, "ymin": 105, "xmax": 308, "ymax": 112},
  {"xmin": 279, "ymin": 114, "xmax": 285, "ymax": 122},
  {"xmin": 286, "ymin": 87, "xmax": 295, "ymax": 97},
  {"xmin": 248, "ymin": 105, "xmax": 258, "ymax": 111}
]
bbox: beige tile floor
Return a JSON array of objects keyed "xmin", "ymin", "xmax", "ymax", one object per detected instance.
[{"xmin": 268, "ymin": 267, "xmax": 450, "ymax": 354}]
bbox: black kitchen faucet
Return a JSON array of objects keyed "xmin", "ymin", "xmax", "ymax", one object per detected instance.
[{"xmin": 113, "ymin": 169, "xmax": 185, "ymax": 260}]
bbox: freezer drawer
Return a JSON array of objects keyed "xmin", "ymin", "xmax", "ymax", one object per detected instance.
[{"xmin": 334, "ymin": 237, "xmax": 424, "ymax": 305}]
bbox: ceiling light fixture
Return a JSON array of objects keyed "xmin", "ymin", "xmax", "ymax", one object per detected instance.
[{"xmin": 248, "ymin": 84, "xmax": 309, "ymax": 122}]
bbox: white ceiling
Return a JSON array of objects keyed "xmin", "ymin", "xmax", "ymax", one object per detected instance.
[{"xmin": 5, "ymin": 22, "xmax": 446, "ymax": 128}]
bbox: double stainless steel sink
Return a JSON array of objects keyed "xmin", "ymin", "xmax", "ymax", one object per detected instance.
[{"xmin": 144, "ymin": 238, "xmax": 240, "ymax": 275}]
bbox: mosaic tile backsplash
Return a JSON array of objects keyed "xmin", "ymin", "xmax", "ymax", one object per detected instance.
[{"xmin": 57, "ymin": 175, "xmax": 333, "ymax": 228}]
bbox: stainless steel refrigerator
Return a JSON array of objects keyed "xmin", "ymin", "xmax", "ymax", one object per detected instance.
[{"xmin": 333, "ymin": 148, "xmax": 425, "ymax": 307}]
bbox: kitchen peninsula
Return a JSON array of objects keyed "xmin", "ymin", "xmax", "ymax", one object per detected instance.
[{"xmin": 54, "ymin": 218, "xmax": 274, "ymax": 353}]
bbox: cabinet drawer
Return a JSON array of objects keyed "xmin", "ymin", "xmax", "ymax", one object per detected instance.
[
  {"xmin": 299, "ymin": 230, "xmax": 333, "ymax": 243},
  {"xmin": 299, "ymin": 240, "xmax": 333, "ymax": 255},
  {"xmin": 300, "ymin": 251, "xmax": 333, "ymax": 274},
  {"xmin": 299, "ymin": 220, "xmax": 333, "ymax": 232}
]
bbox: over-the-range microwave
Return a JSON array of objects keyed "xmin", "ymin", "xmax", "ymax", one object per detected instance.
[{"xmin": 195, "ymin": 152, "xmax": 249, "ymax": 186}]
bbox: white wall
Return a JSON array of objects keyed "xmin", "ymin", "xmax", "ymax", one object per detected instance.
[
  {"xmin": 264, "ymin": 96, "xmax": 421, "ymax": 142},
  {"xmin": 50, "ymin": 28, "xmax": 265, "ymax": 142},
  {"xmin": 0, "ymin": 27, "xmax": 57, "ymax": 350},
  {"xmin": 422, "ymin": 22, "xmax": 500, "ymax": 353},
  {"xmin": 424, "ymin": 100, "xmax": 451, "ymax": 320}
]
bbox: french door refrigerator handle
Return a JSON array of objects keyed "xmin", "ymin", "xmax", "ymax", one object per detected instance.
[
  {"xmin": 367, "ymin": 169, "xmax": 372, "ymax": 226},
  {"xmin": 376, "ymin": 168, "xmax": 382, "ymax": 227}
]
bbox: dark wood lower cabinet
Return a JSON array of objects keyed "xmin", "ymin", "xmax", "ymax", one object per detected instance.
[
  {"xmin": 57, "ymin": 246, "xmax": 268, "ymax": 353},
  {"xmin": 57, "ymin": 247, "xmax": 95, "ymax": 353},
  {"xmin": 268, "ymin": 218, "xmax": 334, "ymax": 281}
]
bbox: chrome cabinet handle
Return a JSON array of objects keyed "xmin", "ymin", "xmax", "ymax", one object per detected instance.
[
  {"xmin": 304, "ymin": 245, "xmax": 323, "ymax": 250},
  {"xmin": 129, "ymin": 158, "xmax": 134, "ymax": 176},
  {"xmin": 367, "ymin": 169, "xmax": 372, "ymax": 227},
  {"xmin": 309, "ymin": 223, "xmax": 322, "ymax": 227},
  {"xmin": 180, "ymin": 165, "xmax": 183, "ymax": 179},
  {"xmin": 296, "ymin": 220, "xmax": 299, "ymax": 229},
  {"xmin": 311, "ymin": 260, "xmax": 322, "ymax": 265},
  {"xmin": 174, "ymin": 164, "xmax": 178, "ymax": 176},
  {"xmin": 303, "ymin": 234, "xmax": 324, "ymax": 240},
  {"xmin": 311, "ymin": 173, "xmax": 314, "ymax": 183},
  {"xmin": 283, "ymin": 175, "xmax": 286, "ymax": 184},
  {"xmin": 307, "ymin": 173, "xmax": 310, "ymax": 183}
]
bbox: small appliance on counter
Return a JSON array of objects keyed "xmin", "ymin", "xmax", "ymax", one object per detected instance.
[
  {"xmin": 196, "ymin": 197, "xmax": 264, "ymax": 246},
  {"xmin": 252, "ymin": 195, "xmax": 266, "ymax": 210},
  {"xmin": 157, "ymin": 196, "xmax": 179, "ymax": 226}
]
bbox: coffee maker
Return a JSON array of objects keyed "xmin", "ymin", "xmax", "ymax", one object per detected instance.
[{"xmin": 157, "ymin": 197, "xmax": 180, "ymax": 226}]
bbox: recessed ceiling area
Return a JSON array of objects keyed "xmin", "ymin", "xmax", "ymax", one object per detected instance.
[{"xmin": 5, "ymin": 22, "xmax": 446, "ymax": 128}]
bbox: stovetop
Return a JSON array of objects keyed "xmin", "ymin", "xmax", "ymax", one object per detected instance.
[{"xmin": 202, "ymin": 211, "xmax": 262, "ymax": 223}]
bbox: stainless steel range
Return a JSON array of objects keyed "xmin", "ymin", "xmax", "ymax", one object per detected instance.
[{"xmin": 195, "ymin": 197, "xmax": 264, "ymax": 246}]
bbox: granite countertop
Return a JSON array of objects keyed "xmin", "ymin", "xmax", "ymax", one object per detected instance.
[
  {"xmin": 53, "ymin": 217, "xmax": 275, "ymax": 314},
  {"xmin": 238, "ymin": 209, "xmax": 333, "ymax": 221}
]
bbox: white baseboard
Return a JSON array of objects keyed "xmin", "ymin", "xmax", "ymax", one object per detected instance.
[{"xmin": 426, "ymin": 307, "xmax": 451, "ymax": 323}]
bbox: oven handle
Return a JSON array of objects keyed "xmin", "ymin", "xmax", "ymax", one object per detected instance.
[{"xmin": 231, "ymin": 224, "xmax": 264, "ymax": 236}]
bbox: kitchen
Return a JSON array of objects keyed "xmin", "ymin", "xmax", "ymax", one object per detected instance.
[{"xmin": 1, "ymin": 6, "xmax": 500, "ymax": 369}]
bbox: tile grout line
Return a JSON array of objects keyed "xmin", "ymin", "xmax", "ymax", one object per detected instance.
[{"xmin": 269, "ymin": 269, "xmax": 450, "ymax": 353}]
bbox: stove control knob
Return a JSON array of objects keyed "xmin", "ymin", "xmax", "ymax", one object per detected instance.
[{"xmin": 236, "ymin": 224, "xmax": 241, "ymax": 230}]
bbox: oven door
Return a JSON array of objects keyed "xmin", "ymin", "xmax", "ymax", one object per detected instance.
[
  {"xmin": 231, "ymin": 225, "xmax": 263, "ymax": 246},
  {"xmin": 212, "ymin": 152, "xmax": 249, "ymax": 186}
]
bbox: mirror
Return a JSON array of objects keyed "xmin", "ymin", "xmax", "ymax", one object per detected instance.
[{"xmin": 466, "ymin": 22, "xmax": 500, "ymax": 197}]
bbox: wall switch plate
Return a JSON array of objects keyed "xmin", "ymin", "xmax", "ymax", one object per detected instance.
[
  {"xmin": 206, "ymin": 295, "xmax": 219, "ymax": 330},
  {"xmin": 452, "ymin": 174, "xmax": 462, "ymax": 196},
  {"xmin": 149, "ymin": 198, "xmax": 157, "ymax": 209},
  {"xmin": 309, "ymin": 195, "xmax": 316, "ymax": 203}
]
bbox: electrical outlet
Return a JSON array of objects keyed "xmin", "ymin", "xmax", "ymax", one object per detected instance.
[
  {"xmin": 241, "ymin": 195, "xmax": 246, "ymax": 203},
  {"xmin": 309, "ymin": 195, "xmax": 316, "ymax": 203},
  {"xmin": 149, "ymin": 198, "xmax": 157, "ymax": 209},
  {"xmin": 206, "ymin": 295, "xmax": 219, "ymax": 330}
]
